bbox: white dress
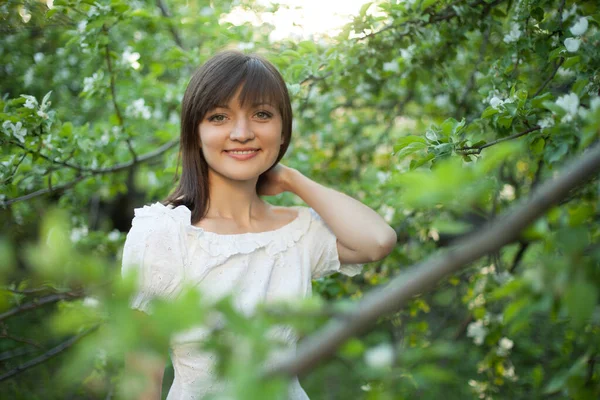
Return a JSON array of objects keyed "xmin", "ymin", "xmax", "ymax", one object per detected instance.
[{"xmin": 121, "ymin": 202, "xmax": 362, "ymax": 400}]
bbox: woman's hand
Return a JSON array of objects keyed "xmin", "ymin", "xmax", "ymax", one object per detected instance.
[{"xmin": 257, "ymin": 164, "xmax": 296, "ymax": 196}]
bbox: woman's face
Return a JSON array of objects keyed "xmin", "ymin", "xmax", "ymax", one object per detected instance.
[{"xmin": 198, "ymin": 89, "xmax": 283, "ymax": 184}]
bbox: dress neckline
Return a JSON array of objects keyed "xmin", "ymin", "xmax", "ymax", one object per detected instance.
[{"xmin": 186, "ymin": 205, "xmax": 305, "ymax": 238}]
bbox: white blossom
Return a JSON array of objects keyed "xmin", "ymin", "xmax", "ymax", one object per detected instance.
[
  {"xmin": 107, "ymin": 230, "xmax": 120, "ymax": 241},
  {"xmin": 77, "ymin": 20, "xmax": 87, "ymax": 34},
  {"xmin": 556, "ymin": 92, "xmax": 579, "ymax": 122},
  {"xmin": 22, "ymin": 95, "xmax": 37, "ymax": 109},
  {"xmin": 570, "ymin": 17, "xmax": 588, "ymax": 36},
  {"xmin": 122, "ymin": 47, "xmax": 141, "ymax": 69},
  {"xmin": 400, "ymin": 44, "xmax": 415, "ymax": 62},
  {"xmin": 499, "ymin": 184, "xmax": 515, "ymax": 201},
  {"xmin": 434, "ymin": 94, "xmax": 450, "ymax": 108},
  {"xmin": 503, "ymin": 22, "xmax": 521, "ymax": 43},
  {"xmin": 497, "ymin": 337, "xmax": 514, "ymax": 356},
  {"xmin": 382, "ymin": 59, "xmax": 400, "ymax": 73},
  {"xmin": 360, "ymin": 383, "xmax": 372, "ymax": 392},
  {"xmin": 70, "ymin": 226, "xmax": 88, "ymax": 243},
  {"xmin": 33, "ymin": 52, "xmax": 44, "ymax": 63},
  {"xmin": 200, "ymin": 6, "xmax": 214, "ymax": 17},
  {"xmin": 126, "ymin": 98, "xmax": 152, "ymax": 120},
  {"xmin": 82, "ymin": 72, "xmax": 101, "ymax": 93},
  {"xmin": 87, "ymin": 6, "xmax": 99, "ymax": 17},
  {"xmin": 503, "ymin": 364, "xmax": 517, "ymax": 379},
  {"xmin": 564, "ymin": 37, "xmax": 581, "ymax": 52},
  {"xmin": 37, "ymin": 110, "xmax": 49, "ymax": 119},
  {"xmin": 538, "ymin": 116, "xmax": 554, "ymax": 130},
  {"xmin": 467, "ymin": 320, "xmax": 488, "ymax": 345},
  {"xmin": 590, "ymin": 97, "xmax": 600, "ymax": 111},
  {"xmin": 376, "ymin": 171, "xmax": 390, "ymax": 184},
  {"xmin": 380, "ymin": 205, "xmax": 395, "ymax": 223},
  {"xmin": 83, "ymin": 297, "xmax": 100, "ymax": 308},
  {"xmin": 489, "ymin": 94, "xmax": 514, "ymax": 110},
  {"xmin": 2, "ymin": 121, "xmax": 27, "ymax": 143},
  {"xmin": 364, "ymin": 343, "xmax": 394, "ymax": 369}
]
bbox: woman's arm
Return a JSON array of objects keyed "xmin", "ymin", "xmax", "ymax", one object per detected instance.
[
  {"xmin": 279, "ymin": 166, "xmax": 397, "ymax": 264},
  {"xmin": 124, "ymin": 349, "xmax": 166, "ymax": 400}
]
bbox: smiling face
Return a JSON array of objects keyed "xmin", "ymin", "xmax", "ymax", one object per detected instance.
[
  {"xmin": 170, "ymin": 51, "xmax": 293, "ymax": 222},
  {"xmin": 199, "ymin": 88, "xmax": 284, "ymax": 183}
]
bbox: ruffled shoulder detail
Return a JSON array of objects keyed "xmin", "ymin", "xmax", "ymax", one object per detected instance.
[
  {"xmin": 188, "ymin": 206, "xmax": 311, "ymax": 269},
  {"xmin": 134, "ymin": 201, "xmax": 191, "ymax": 225}
]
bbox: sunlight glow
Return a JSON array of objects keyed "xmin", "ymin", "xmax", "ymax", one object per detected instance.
[{"xmin": 224, "ymin": 0, "xmax": 369, "ymax": 41}]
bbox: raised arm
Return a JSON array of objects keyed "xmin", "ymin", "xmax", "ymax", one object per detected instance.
[{"xmin": 273, "ymin": 166, "xmax": 397, "ymax": 264}]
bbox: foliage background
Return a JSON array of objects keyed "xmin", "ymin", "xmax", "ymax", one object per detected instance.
[{"xmin": 1, "ymin": 0, "xmax": 599, "ymax": 399}]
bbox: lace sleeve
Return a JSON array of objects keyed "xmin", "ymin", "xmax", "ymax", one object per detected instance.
[
  {"xmin": 121, "ymin": 203, "xmax": 189, "ymax": 314},
  {"xmin": 306, "ymin": 208, "xmax": 363, "ymax": 280}
]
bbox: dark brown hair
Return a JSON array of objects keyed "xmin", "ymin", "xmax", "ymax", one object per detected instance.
[{"xmin": 164, "ymin": 51, "xmax": 293, "ymax": 224}]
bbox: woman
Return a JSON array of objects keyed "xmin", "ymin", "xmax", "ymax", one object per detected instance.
[{"xmin": 121, "ymin": 51, "xmax": 396, "ymax": 399}]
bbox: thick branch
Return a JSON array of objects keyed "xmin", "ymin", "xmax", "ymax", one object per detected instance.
[
  {"xmin": 0, "ymin": 325, "xmax": 99, "ymax": 382},
  {"xmin": 263, "ymin": 143, "xmax": 600, "ymax": 378},
  {"xmin": 456, "ymin": 125, "xmax": 541, "ymax": 155},
  {"xmin": 1, "ymin": 138, "xmax": 179, "ymax": 207}
]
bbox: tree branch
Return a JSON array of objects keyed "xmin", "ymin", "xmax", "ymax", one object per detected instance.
[
  {"xmin": 456, "ymin": 125, "xmax": 542, "ymax": 155},
  {"xmin": 103, "ymin": 33, "xmax": 137, "ymax": 162},
  {"xmin": 1, "ymin": 138, "xmax": 179, "ymax": 207},
  {"xmin": 0, "ymin": 291, "xmax": 84, "ymax": 322},
  {"xmin": 0, "ymin": 325, "xmax": 99, "ymax": 382},
  {"xmin": 155, "ymin": 0, "xmax": 185, "ymax": 49},
  {"xmin": 358, "ymin": 0, "xmax": 507, "ymax": 41},
  {"xmin": 532, "ymin": 57, "xmax": 565, "ymax": 98},
  {"xmin": 263, "ymin": 143, "xmax": 600, "ymax": 379}
]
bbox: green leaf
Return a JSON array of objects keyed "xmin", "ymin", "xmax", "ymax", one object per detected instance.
[
  {"xmin": 359, "ymin": 2, "xmax": 372, "ymax": 17},
  {"xmin": 482, "ymin": 106, "xmax": 499, "ymax": 118},
  {"xmin": 409, "ymin": 153, "xmax": 435, "ymax": 170},
  {"xmin": 542, "ymin": 101, "xmax": 564, "ymax": 115},
  {"xmin": 564, "ymin": 279, "xmax": 597, "ymax": 329},
  {"xmin": 394, "ymin": 142, "xmax": 427, "ymax": 159},
  {"xmin": 563, "ymin": 56, "xmax": 581, "ymax": 69},
  {"xmin": 394, "ymin": 135, "xmax": 427, "ymax": 152}
]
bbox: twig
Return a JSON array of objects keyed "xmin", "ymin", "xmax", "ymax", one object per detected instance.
[
  {"xmin": 0, "ymin": 323, "xmax": 41, "ymax": 348},
  {"xmin": 456, "ymin": 125, "xmax": 541, "ymax": 155},
  {"xmin": 458, "ymin": 23, "xmax": 491, "ymax": 114},
  {"xmin": 0, "ymin": 292, "xmax": 84, "ymax": 322},
  {"xmin": 155, "ymin": 0, "xmax": 185, "ymax": 49},
  {"xmin": 0, "ymin": 325, "xmax": 100, "ymax": 382},
  {"xmin": 0, "ymin": 152, "xmax": 27, "ymax": 185},
  {"xmin": 358, "ymin": 0, "xmax": 507, "ymax": 41},
  {"xmin": 532, "ymin": 58, "xmax": 565, "ymax": 98},
  {"xmin": 2, "ymin": 138, "xmax": 179, "ymax": 206},
  {"xmin": 509, "ymin": 242, "xmax": 529, "ymax": 273},
  {"xmin": 103, "ymin": 35, "xmax": 137, "ymax": 162},
  {"xmin": 0, "ymin": 346, "xmax": 39, "ymax": 362},
  {"xmin": 262, "ymin": 143, "xmax": 600, "ymax": 378}
]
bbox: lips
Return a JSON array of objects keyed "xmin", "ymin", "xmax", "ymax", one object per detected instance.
[
  {"xmin": 224, "ymin": 148, "xmax": 260, "ymax": 160},
  {"xmin": 225, "ymin": 149, "xmax": 259, "ymax": 155}
]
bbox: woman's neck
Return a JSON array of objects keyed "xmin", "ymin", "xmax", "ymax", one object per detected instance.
[{"xmin": 205, "ymin": 171, "xmax": 266, "ymax": 226}]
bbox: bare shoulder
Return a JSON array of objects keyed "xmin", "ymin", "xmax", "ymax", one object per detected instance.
[{"xmin": 268, "ymin": 205, "xmax": 300, "ymax": 225}]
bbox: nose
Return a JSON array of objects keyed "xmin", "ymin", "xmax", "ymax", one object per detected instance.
[{"xmin": 229, "ymin": 117, "xmax": 254, "ymax": 142}]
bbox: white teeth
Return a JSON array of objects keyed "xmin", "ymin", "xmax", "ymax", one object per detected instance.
[{"xmin": 228, "ymin": 150, "xmax": 257, "ymax": 155}]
